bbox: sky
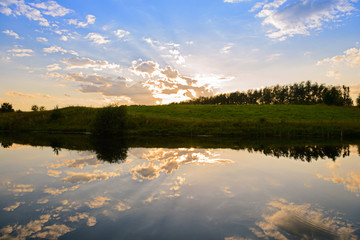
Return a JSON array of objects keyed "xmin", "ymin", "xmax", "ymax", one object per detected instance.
[{"xmin": 0, "ymin": 0, "xmax": 359, "ymax": 110}]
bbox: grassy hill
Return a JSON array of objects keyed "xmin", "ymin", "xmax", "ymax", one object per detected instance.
[{"xmin": 0, "ymin": 104, "xmax": 359, "ymax": 138}]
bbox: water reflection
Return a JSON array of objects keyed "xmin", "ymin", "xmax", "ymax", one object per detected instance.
[
  {"xmin": 0, "ymin": 134, "xmax": 359, "ymax": 239},
  {"xmin": 248, "ymin": 199, "xmax": 357, "ymax": 240}
]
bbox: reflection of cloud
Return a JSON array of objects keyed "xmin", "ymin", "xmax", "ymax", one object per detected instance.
[
  {"xmin": 3, "ymin": 201, "xmax": 24, "ymax": 211},
  {"xmin": 318, "ymin": 172, "xmax": 360, "ymax": 195},
  {"xmin": 44, "ymin": 185, "xmax": 79, "ymax": 196},
  {"xmin": 47, "ymin": 169, "xmax": 62, "ymax": 177},
  {"xmin": 8, "ymin": 184, "xmax": 34, "ymax": 195},
  {"xmin": 250, "ymin": 199, "xmax": 357, "ymax": 239},
  {"xmin": 114, "ymin": 202, "xmax": 131, "ymax": 211},
  {"xmin": 130, "ymin": 148, "xmax": 232, "ymax": 181},
  {"xmin": 68, "ymin": 213, "xmax": 97, "ymax": 227},
  {"xmin": 37, "ymin": 199, "xmax": 49, "ymax": 204},
  {"xmin": 144, "ymin": 176, "xmax": 186, "ymax": 202},
  {"xmin": 49, "ymin": 155, "xmax": 101, "ymax": 169},
  {"xmin": 33, "ymin": 224, "xmax": 73, "ymax": 239},
  {"xmin": 85, "ymin": 196, "xmax": 111, "ymax": 208},
  {"xmin": 0, "ymin": 214, "xmax": 73, "ymax": 240},
  {"xmin": 61, "ymin": 170, "xmax": 120, "ymax": 183}
]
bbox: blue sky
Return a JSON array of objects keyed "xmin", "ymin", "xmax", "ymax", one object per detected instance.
[{"xmin": 0, "ymin": 0, "xmax": 359, "ymax": 109}]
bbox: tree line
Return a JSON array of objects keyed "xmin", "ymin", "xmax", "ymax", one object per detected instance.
[{"xmin": 176, "ymin": 81, "xmax": 357, "ymax": 106}]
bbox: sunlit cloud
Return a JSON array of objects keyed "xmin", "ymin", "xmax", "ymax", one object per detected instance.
[
  {"xmin": 3, "ymin": 201, "xmax": 24, "ymax": 212},
  {"xmin": 61, "ymin": 170, "xmax": 120, "ymax": 184},
  {"xmin": 68, "ymin": 14, "xmax": 96, "ymax": 28},
  {"xmin": 85, "ymin": 196, "xmax": 111, "ymax": 208},
  {"xmin": 68, "ymin": 213, "xmax": 97, "ymax": 227},
  {"xmin": 47, "ymin": 63, "xmax": 61, "ymax": 71},
  {"xmin": 86, "ymin": 33, "xmax": 110, "ymax": 45},
  {"xmin": 8, "ymin": 184, "xmax": 34, "ymax": 194},
  {"xmin": 143, "ymin": 38, "xmax": 186, "ymax": 65},
  {"xmin": 317, "ymin": 48, "xmax": 360, "ymax": 67},
  {"xmin": 32, "ymin": 224, "xmax": 73, "ymax": 239},
  {"xmin": 44, "ymin": 185, "xmax": 79, "ymax": 196},
  {"xmin": 252, "ymin": 0, "xmax": 356, "ymax": 41},
  {"xmin": 49, "ymin": 155, "xmax": 101, "ymax": 169},
  {"xmin": 220, "ymin": 43, "xmax": 234, "ymax": 54},
  {"xmin": 7, "ymin": 48, "xmax": 33, "ymax": 57},
  {"xmin": 37, "ymin": 199, "xmax": 49, "ymax": 204},
  {"xmin": 250, "ymin": 198, "xmax": 357, "ymax": 239},
  {"xmin": 61, "ymin": 57, "xmax": 121, "ymax": 70},
  {"xmin": 6, "ymin": 91, "xmax": 56, "ymax": 99},
  {"xmin": 43, "ymin": 46, "xmax": 79, "ymax": 56},
  {"xmin": 2, "ymin": 29, "xmax": 21, "ymax": 39}
]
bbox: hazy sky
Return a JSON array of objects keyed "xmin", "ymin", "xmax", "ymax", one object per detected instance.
[{"xmin": 1, "ymin": 0, "xmax": 359, "ymax": 110}]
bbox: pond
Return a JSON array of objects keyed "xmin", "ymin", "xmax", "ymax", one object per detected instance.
[{"xmin": 0, "ymin": 134, "xmax": 359, "ymax": 239}]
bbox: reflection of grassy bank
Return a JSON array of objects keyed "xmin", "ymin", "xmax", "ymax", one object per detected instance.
[{"xmin": 0, "ymin": 105, "xmax": 359, "ymax": 137}]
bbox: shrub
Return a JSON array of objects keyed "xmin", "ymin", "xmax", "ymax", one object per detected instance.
[
  {"xmin": 92, "ymin": 106, "xmax": 127, "ymax": 135},
  {"xmin": 357, "ymin": 94, "xmax": 360, "ymax": 107},
  {"xmin": 31, "ymin": 105, "xmax": 39, "ymax": 111}
]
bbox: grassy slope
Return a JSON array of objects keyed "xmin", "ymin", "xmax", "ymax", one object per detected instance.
[{"xmin": 0, "ymin": 105, "xmax": 359, "ymax": 137}]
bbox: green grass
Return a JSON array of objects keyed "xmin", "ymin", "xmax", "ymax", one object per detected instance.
[{"xmin": 0, "ymin": 105, "xmax": 359, "ymax": 138}]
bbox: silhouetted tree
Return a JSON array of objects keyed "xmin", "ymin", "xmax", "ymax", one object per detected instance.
[
  {"xmin": 356, "ymin": 94, "xmax": 360, "ymax": 107},
  {"xmin": 0, "ymin": 102, "xmax": 14, "ymax": 113},
  {"xmin": 31, "ymin": 105, "xmax": 39, "ymax": 111}
]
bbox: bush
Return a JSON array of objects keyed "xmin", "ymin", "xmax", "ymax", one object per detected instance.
[
  {"xmin": 92, "ymin": 106, "xmax": 127, "ymax": 135},
  {"xmin": 357, "ymin": 94, "xmax": 360, "ymax": 107}
]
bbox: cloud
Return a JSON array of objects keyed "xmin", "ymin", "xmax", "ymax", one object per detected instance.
[
  {"xmin": 253, "ymin": 0, "xmax": 356, "ymax": 41},
  {"xmin": 220, "ymin": 43, "xmax": 234, "ymax": 54},
  {"xmin": 37, "ymin": 199, "xmax": 49, "ymax": 204},
  {"xmin": 68, "ymin": 213, "xmax": 96, "ymax": 227},
  {"xmin": 36, "ymin": 37, "xmax": 48, "ymax": 42},
  {"xmin": 29, "ymin": 1, "xmax": 72, "ymax": 17},
  {"xmin": 317, "ymin": 48, "xmax": 360, "ymax": 67},
  {"xmin": 131, "ymin": 60, "xmax": 214, "ymax": 104},
  {"xmin": 43, "ymin": 46, "xmax": 79, "ymax": 56},
  {"xmin": 250, "ymin": 198, "xmax": 357, "ymax": 239},
  {"xmin": 143, "ymin": 37, "xmax": 186, "ymax": 65},
  {"xmin": 33, "ymin": 224, "xmax": 73, "ymax": 239},
  {"xmin": 43, "ymin": 185, "xmax": 79, "ymax": 195},
  {"xmin": 49, "ymin": 155, "xmax": 101, "ymax": 169},
  {"xmin": 0, "ymin": 0, "xmax": 53, "ymax": 26},
  {"xmin": 113, "ymin": 29, "xmax": 130, "ymax": 39},
  {"xmin": 61, "ymin": 170, "xmax": 120, "ymax": 184},
  {"xmin": 326, "ymin": 70, "xmax": 341, "ymax": 79},
  {"xmin": 68, "ymin": 14, "xmax": 96, "ymax": 28},
  {"xmin": 86, "ymin": 32, "xmax": 110, "ymax": 44},
  {"xmin": 85, "ymin": 196, "xmax": 111, "ymax": 208},
  {"xmin": 61, "ymin": 57, "xmax": 120, "ymax": 70},
  {"xmin": 47, "ymin": 63, "xmax": 61, "ymax": 71},
  {"xmin": 6, "ymin": 91, "xmax": 56, "ymax": 99},
  {"xmin": 2, "ymin": 29, "xmax": 21, "ymax": 39},
  {"xmin": 3, "ymin": 202, "xmax": 24, "ymax": 211},
  {"xmin": 7, "ymin": 48, "xmax": 33, "ymax": 57},
  {"xmin": 224, "ymin": 0, "xmax": 248, "ymax": 3}
]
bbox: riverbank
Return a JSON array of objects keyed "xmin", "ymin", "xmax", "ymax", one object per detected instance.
[{"xmin": 0, "ymin": 105, "xmax": 359, "ymax": 138}]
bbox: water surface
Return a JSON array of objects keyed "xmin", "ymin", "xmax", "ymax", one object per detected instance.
[{"xmin": 0, "ymin": 135, "xmax": 359, "ymax": 239}]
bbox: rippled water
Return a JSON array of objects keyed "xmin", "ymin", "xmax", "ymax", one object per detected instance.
[{"xmin": 0, "ymin": 135, "xmax": 359, "ymax": 239}]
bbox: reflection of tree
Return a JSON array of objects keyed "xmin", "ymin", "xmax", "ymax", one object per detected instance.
[
  {"xmin": 91, "ymin": 137, "xmax": 128, "ymax": 163},
  {"xmin": 1, "ymin": 141, "xmax": 13, "ymax": 148},
  {"xmin": 247, "ymin": 145, "xmax": 350, "ymax": 162}
]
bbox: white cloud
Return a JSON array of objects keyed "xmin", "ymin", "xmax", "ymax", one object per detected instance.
[
  {"xmin": 47, "ymin": 63, "xmax": 61, "ymax": 71},
  {"xmin": 36, "ymin": 37, "xmax": 48, "ymax": 42},
  {"xmin": 60, "ymin": 35, "xmax": 68, "ymax": 41},
  {"xmin": 6, "ymin": 91, "xmax": 56, "ymax": 99},
  {"xmin": 61, "ymin": 57, "xmax": 120, "ymax": 70},
  {"xmin": 113, "ymin": 29, "xmax": 130, "ymax": 39},
  {"xmin": 61, "ymin": 170, "xmax": 120, "ymax": 184},
  {"xmin": 2, "ymin": 29, "xmax": 21, "ymax": 39},
  {"xmin": 317, "ymin": 47, "xmax": 360, "ymax": 67},
  {"xmin": 326, "ymin": 70, "xmax": 341, "ymax": 79},
  {"xmin": 224, "ymin": 0, "xmax": 248, "ymax": 2},
  {"xmin": 253, "ymin": 0, "xmax": 357, "ymax": 41},
  {"xmin": 68, "ymin": 14, "xmax": 96, "ymax": 28},
  {"xmin": 220, "ymin": 43, "xmax": 234, "ymax": 54},
  {"xmin": 143, "ymin": 38, "xmax": 186, "ymax": 65},
  {"xmin": 29, "ymin": 1, "xmax": 72, "ymax": 17},
  {"xmin": 43, "ymin": 46, "xmax": 78, "ymax": 56},
  {"xmin": 7, "ymin": 48, "xmax": 33, "ymax": 57},
  {"xmin": 86, "ymin": 33, "xmax": 110, "ymax": 44}
]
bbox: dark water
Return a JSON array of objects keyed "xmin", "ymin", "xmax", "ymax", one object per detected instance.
[{"xmin": 0, "ymin": 134, "xmax": 359, "ymax": 240}]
